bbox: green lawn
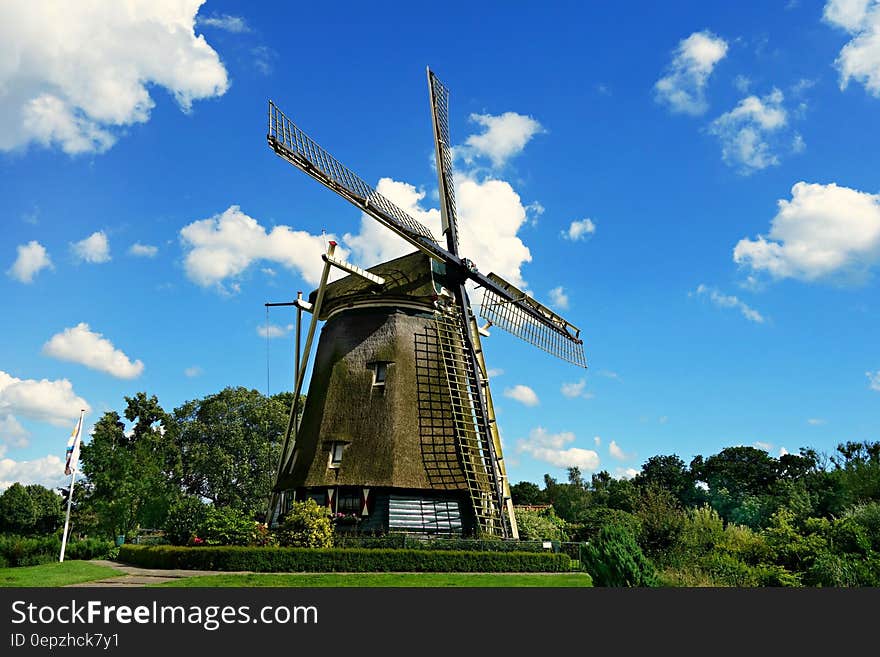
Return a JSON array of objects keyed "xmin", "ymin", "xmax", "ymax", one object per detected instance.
[
  {"xmin": 154, "ymin": 572, "xmax": 593, "ymax": 587},
  {"xmin": 0, "ymin": 561, "xmax": 123, "ymax": 587}
]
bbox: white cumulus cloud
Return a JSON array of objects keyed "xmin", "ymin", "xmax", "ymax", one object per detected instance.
[
  {"xmin": 129, "ymin": 243, "xmax": 158, "ymax": 257},
  {"xmin": 43, "ymin": 323, "xmax": 144, "ymax": 379},
  {"xmin": 824, "ymin": 0, "xmax": 880, "ymax": 96},
  {"xmin": 345, "ymin": 174, "xmax": 533, "ymax": 289},
  {"xmin": 733, "ymin": 182, "xmax": 880, "ymax": 281},
  {"xmin": 709, "ymin": 89, "xmax": 792, "ymax": 174},
  {"xmin": 0, "ymin": 415, "xmax": 30, "ymax": 455},
  {"xmin": 548, "ymin": 286, "xmax": 569, "ymax": 310},
  {"xmin": 516, "ymin": 427, "xmax": 600, "ymax": 470},
  {"xmin": 867, "ymin": 370, "xmax": 880, "ymax": 391},
  {"xmin": 655, "ymin": 31, "xmax": 729, "ymax": 115},
  {"xmin": 459, "ymin": 112, "xmax": 544, "ymax": 168},
  {"xmin": 180, "ymin": 205, "xmax": 341, "ymax": 292},
  {"xmin": 504, "ymin": 385, "xmax": 540, "ymax": 407},
  {"xmin": 257, "ymin": 323, "xmax": 293, "ymax": 339},
  {"xmin": 0, "ymin": 1, "xmax": 229, "ymax": 154},
  {"xmin": 0, "ymin": 454, "xmax": 69, "ymax": 491},
  {"xmin": 71, "ymin": 231, "xmax": 110, "ymax": 263},
  {"xmin": 184, "ymin": 366, "xmax": 202, "ymax": 377},
  {"xmin": 560, "ymin": 379, "xmax": 593, "ymax": 399},
  {"xmin": 0, "ymin": 371, "xmax": 90, "ymax": 427},
  {"xmin": 7, "ymin": 240, "xmax": 52, "ymax": 283},
  {"xmin": 692, "ymin": 284, "xmax": 766, "ymax": 323},
  {"xmin": 563, "ymin": 218, "xmax": 596, "ymax": 241},
  {"xmin": 609, "ymin": 439, "xmax": 632, "ymax": 460}
]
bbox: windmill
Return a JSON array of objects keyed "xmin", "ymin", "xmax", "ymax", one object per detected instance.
[{"xmin": 266, "ymin": 69, "xmax": 586, "ymax": 538}]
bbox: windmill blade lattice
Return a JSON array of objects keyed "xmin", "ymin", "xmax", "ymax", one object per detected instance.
[
  {"xmin": 480, "ymin": 274, "xmax": 587, "ymax": 368},
  {"xmin": 428, "ymin": 70, "xmax": 460, "ymax": 253},
  {"xmin": 268, "ymin": 101, "xmax": 437, "ymax": 246}
]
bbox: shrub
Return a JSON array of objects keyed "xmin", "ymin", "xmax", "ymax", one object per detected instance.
[
  {"xmin": 333, "ymin": 534, "xmax": 547, "ymax": 552},
  {"xmin": 843, "ymin": 502, "xmax": 880, "ymax": 551},
  {"xmin": 582, "ymin": 525, "xmax": 658, "ymax": 587},
  {"xmin": 117, "ymin": 545, "xmax": 572, "ymax": 572},
  {"xmin": 681, "ymin": 505, "xmax": 725, "ymax": 556},
  {"xmin": 514, "ymin": 507, "xmax": 569, "ymax": 542},
  {"xmin": 164, "ymin": 497, "xmax": 209, "ymax": 546},
  {"xmin": 717, "ymin": 524, "xmax": 771, "ymax": 565},
  {"xmin": 202, "ymin": 506, "xmax": 256, "ymax": 547},
  {"xmin": 0, "ymin": 534, "xmax": 114, "ymax": 567},
  {"xmin": 634, "ymin": 485, "xmax": 686, "ymax": 565},
  {"xmin": 275, "ymin": 499, "xmax": 333, "ymax": 548},
  {"xmin": 64, "ymin": 538, "xmax": 115, "ymax": 561},
  {"xmin": 574, "ymin": 508, "xmax": 641, "ymax": 543}
]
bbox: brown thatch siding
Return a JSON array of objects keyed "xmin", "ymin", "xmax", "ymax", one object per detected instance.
[
  {"xmin": 276, "ymin": 304, "xmax": 468, "ymax": 492},
  {"xmin": 275, "ymin": 250, "xmax": 471, "ymax": 493}
]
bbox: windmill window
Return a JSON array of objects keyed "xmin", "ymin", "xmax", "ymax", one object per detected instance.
[
  {"xmin": 329, "ymin": 441, "xmax": 345, "ymax": 468},
  {"xmin": 371, "ymin": 362, "xmax": 389, "ymax": 386}
]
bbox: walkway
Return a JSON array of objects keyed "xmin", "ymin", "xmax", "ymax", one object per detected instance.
[{"xmin": 65, "ymin": 560, "xmax": 241, "ymax": 587}]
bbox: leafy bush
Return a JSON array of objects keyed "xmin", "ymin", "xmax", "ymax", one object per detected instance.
[
  {"xmin": 514, "ymin": 507, "xmax": 569, "ymax": 542},
  {"xmin": 202, "ymin": 506, "xmax": 256, "ymax": 547},
  {"xmin": 164, "ymin": 497, "xmax": 209, "ymax": 546},
  {"xmin": 680, "ymin": 505, "xmax": 725, "ymax": 556},
  {"xmin": 573, "ymin": 508, "xmax": 641, "ymax": 543},
  {"xmin": 582, "ymin": 525, "xmax": 658, "ymax": 587},
  {"xmin": 64, "ymin": 537, "xmax": 115, "ymax": 561},
  {"xmin": 0, "ymin": 534, "xmax": 114, "ymax": 567},
  {"xmin": 333, "ymin": 534, "xmax": 547, "ymax": 552},
  {"xmin": 117, "ymin": 545, "xmax": 572, "ymax": 572},
  {"xmin": 717, "ymin": 524, "xmax": 771, "ymax": 565},
  {"xmin": 275, "ymin": 499, "xmax": 333, "ymax": 548},
  {"xmin": 804, "ymin": 551, "xmax": 880, "ymax": 587},
  {"xmin": 634, "ymin": 485, "xmax": 686, "ymax": 564},
  {"xmin": 842, "ymin": 502, "xmax": 880, "ymax": 551}
]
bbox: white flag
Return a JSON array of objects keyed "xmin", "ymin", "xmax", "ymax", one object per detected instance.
[{"xmin": 64, "ymin": 411, "xmax": 84, "ymax": 476}]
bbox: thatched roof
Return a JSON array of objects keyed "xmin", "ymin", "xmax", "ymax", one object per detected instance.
[{"xmin": 311, "ymin": 250, "xmax": 451, "ymax": 320}]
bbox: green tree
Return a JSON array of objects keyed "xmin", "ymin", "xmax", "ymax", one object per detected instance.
[
  {"xmin": 80, "ymin": 393, "xmax": 180, "ymax": 539},
  {"xmin": 174, "ymin": 387, "xmax": 290, "ymax": 517},
  {"xmin": 164, "ymin": 496, "xmax": 209, "ymax": 546},
  {"xmin": 0, "ymin": 483, "xmax": 37, "ymax": 534},
  {"xmin": 25, "ymin": 485, "xmax": 63, "ymax": 534},
  {"xmin": 634, "ymin": 484, "xmax": 686, "ymax": 564},
  {"xmin": 635, "ymin": 454, "xmax": 703, "ymax": 507},
  {"xmin": 510, "ymin": 481, "xmax": 545, "ymax": 505}
]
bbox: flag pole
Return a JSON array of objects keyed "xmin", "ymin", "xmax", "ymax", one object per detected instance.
[
  {"xmin": 59, "ymin": 409, "xmax": 84, "ymax": 563},
  {"xmin": 59, "ymin": 467, "xmax": 76, "ymax": 563}
]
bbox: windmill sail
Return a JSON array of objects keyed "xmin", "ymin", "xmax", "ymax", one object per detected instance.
[
  {"xmin": 268, "ymin": 102, "xmax": 437, "ymax": 248},
  {"xmin": 427, "ymin": 69, "xmax": 460, "ymax": 253},
  {"xmin": 479, "ymin": 273, "xmax": 587, "ymax": 368}
]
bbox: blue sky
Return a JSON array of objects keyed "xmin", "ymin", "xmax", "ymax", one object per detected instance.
[{"xmin": 1, "ymin": 0, "xmax": 879, "ymax": 490}]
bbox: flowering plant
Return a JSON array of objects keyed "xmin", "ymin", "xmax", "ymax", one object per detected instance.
[{"xmin": 334, "ymin": 512, "xmax": 360, "ymax": 525}]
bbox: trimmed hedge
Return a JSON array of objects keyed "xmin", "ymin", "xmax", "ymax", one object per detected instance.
[
  {"xmin": 118, "ymin": 545, "xmax": 571, "ymax": 573},
  {"xmin": 334, "ymin": 534, "xmax": 549, "ymax": 553}
]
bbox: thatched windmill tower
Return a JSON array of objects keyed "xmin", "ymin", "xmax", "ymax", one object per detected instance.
[{"xmin": 266, "ymin": 70, "xmax": 587, "ymax": 537}]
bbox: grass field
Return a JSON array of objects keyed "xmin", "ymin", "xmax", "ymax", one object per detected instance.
[
  {"xmin": 0, "ymin": 562, "xmax": 122, "ymax": 587},
  {"xmin": 154, "ymin": 572, "xmax": 593, "ymax": 587}
]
